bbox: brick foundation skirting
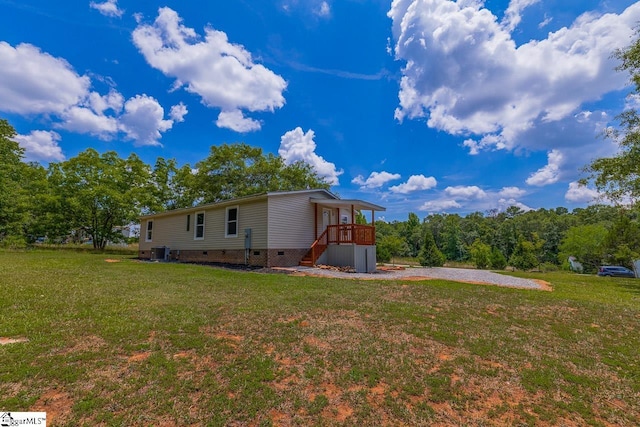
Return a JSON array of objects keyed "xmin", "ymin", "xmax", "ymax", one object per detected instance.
[{"xmin": 139, "ymin": 248, "xmax": 309, "ymax": 268}]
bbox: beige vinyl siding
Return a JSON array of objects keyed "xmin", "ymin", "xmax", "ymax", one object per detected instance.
[
  {"xmin": 139, "ymin": 199, "xmax": 268, "ymax": 251},
  {"xmin": 267, "ymin": 191, "xmax": 334, "ymax": 248}
]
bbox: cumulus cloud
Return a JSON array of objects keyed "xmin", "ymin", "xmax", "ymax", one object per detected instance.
[
  {"xmin": 169, "ymin": 102, "xmax": 188, "ymax": 122},
  {"xmin": 58, "ymin": 105, "xmax": 119, "ymax": 138},
  {"xmin": 565, "ymin": 181, "xmax": 600, "ymax": 203},
  {"xmin": 502, "ymin": 0, "xmax": 541, "ymax": 32},
  {"xmin": 415, "ymin": 185, "xmax": 530, "ymax": 214},
  {"xmin": 132, "ymin": 7, "xmax": 287, "ymax": 131},
  {"xmin": 279, "ymin": 127, "xmax": 343, "ymax": 185},
  {"xmin": 0, "ymin": 42, "xmax": 89, "ymax": 115},
  {"xmin": 499, "ymin": 186, "xmax": 526, "ymax": 198},
  {"xmin": 13, "ymin": 130, "xmax": 65, "ymax": 162},
  {"xmin": 419, "ymin": 199, "xmax": 461, "ymax": 212},
  {"xmin": 445, "ymin": 185, "xmax": 487, "ymax": 199},
  {"xmin": 0, "ymin": 41, "xmax": 179, "ymax": 147},
  {"xmin": 388, "ymin": 0, "xmax": 640, "ymax": 185},
  {"xmin": 352, "ymin": 171, "xmax": 401, "ymax": 189},
  {"xmin": 119, "ymin": 95, "xmax": 174, "ymax": 146},
  {"xmin": 497, "ymin": 198, "xmax": 533, "ymax": 212},
  {"xmin": 526, "ymin": 149, "xmax": 564, "ymax": 186},
  {"xmin": 89, "ymin": 0, "xmax": 123, "ymax": 18},
  {"xmin": 216, "ymin": 110, "xmax": 261, "ymax": 133},
  {"xmin": 389, "ymin": 174, "xmax": 437, "ymax": 194}
]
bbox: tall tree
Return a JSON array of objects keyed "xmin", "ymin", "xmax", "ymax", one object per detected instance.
[
  {"xmin": 193, "ymin": 143, "xmax": 329, "ymax": 203},
  {"xmin": 401, "ymin": 212, "xmax": 423, "ymax": 257},
  {"xmin": 419, "ymin": 227, "xmax": 445, "ymax": 267},
  {"xmin": 50, "ymin": 149, "xmax": 152, "ymax": 249},
  {"xmin": 559, "ymin": 224, "xmax": 608, "ymax": 272},
  {"xmin": 0, "ymin": 120, "xmax": 28, "ymax": 243},
  {"xmin": 583, "ymin": 33, "xmax": 640, "ymax": 203}
]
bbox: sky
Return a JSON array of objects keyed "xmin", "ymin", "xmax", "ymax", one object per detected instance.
[{"xmin": 1, "ymin": 0, "xmax": 640, "ymax": 221}]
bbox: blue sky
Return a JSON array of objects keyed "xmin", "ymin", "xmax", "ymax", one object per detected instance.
[{"xmin": 1, "ymin": 0, "xmax": 639, "ymax": 221}]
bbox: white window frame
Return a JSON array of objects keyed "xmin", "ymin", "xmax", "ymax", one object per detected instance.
[
  {"xmin": 225, "ymin": 206, "xmax": 239, "ymax": 238},
  {"xmin": 145, "ymin": 220, "xmax": 153, "ymax": 242},
  {"xmin": 194, "ymin": 211, "xmax": 205, "ymax": 240}
]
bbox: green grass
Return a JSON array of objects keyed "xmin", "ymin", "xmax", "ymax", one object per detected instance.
[{"xmin": 1, "ymin": 250, "xmax": 639, "ymax": 426}]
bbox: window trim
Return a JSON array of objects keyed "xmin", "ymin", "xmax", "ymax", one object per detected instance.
[
  {"xmin": 145, "ymin": 220, "xmax": 153, "ymax": 242},
  {"xmin": 225, "ymin": 206, "xmax": 239, "ymax": 238},
  {"xmin": 194, "ymin": 211, "xmax": 205, "ymax": 240}
]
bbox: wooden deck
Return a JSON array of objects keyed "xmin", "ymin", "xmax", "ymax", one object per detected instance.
[{"xmin": 300, "ymin": 224, "xmax": 376, "ymax": 266}]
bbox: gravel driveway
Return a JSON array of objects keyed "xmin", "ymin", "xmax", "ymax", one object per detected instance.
[{"xmin": 284, "ymin": 266, "xmax": 548, "ymax": 290}]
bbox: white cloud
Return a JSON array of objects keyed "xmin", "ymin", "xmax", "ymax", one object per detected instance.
[
  {"xmin": 13, "ymin": 130, "xmax": 65, "ymax": 162},
  {"xmin": 411, "ymin": 184, "xmax": 530, "ymax": 214},
  {"xmin": 445, "ymin": 185, "xmax": 487, "ymax": 199},
  {"xmin": 0, "ymin": 41, "xmax": 178, "ymax": 147},
  {"xmin": 58, "ymin": 105, "xmax": 119, "ymax": 138},
  {"xmin": 388, "ymin": 1, "xmax": 640, "ymax": 183},
  {"xmin": 316, "ymin": 1, "xmax": 331, "ymax": 17},
  {"xmin": 132, "ymin": 7, "xmax": 287, "ymax": 131},
  {"xmin": 169, "ymin": 102, "xmax": 188, "ymax": 122},
  {"xmin": 89, "ymin": 0, "xmax": 123, "ymax": 18},
  {"xmin": 502, "ymin": 0, "xmax": 541, "ymax": 32},
  {"xmin": 539, "ymin": 15, "xmax": 553, "ymax": 29},
  {"xmin": 352, "ymin": 171, "xmax": 401, "ymax": 189},
  {"xmin": 119, "ymin": 95, "xmax": 175, "ymax": 146},
  {"xmin": 279, "ymin": 127, "xmax": 343, "ymax": 185},
  {"xmin": 565, "ymin": 181, "xmax": 599, "ymax": 203},
  {"xmin": 389, "ymin": 174, "xmax": 437, "ymax": 194},
  {"xmin": 499, "ymin": 186, "xmax": 526, "ymax": 198},
  {"xmin": 526, "ymin": 149, "xmax": 564, "ymax": 186},
  {"xmin": 0, "ymin": 42, "xmax": 89, "ymax": 115},
  {"xmin": 498, "ymin": 198, "xmax": 533, "ymax": 212},
  {"xmin": 419, "ymin": 199, "xmax": 461, "ymax": 212},
  {"xmin": 216, "ymin": 110, "xmax": 261, "ymax": 133}
]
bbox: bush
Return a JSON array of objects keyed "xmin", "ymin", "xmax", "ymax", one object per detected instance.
[
  {"xmin": 489, "ymin": 247, "xmax": 507, "ymax": 270},
  {"xmin": 470, "ymin": 240, "xmax": 491, "ymax": 269},
  {"xmin": 1, "ymin": 235, "xmax": 27, "ymax": 249},
  {"xmin": 419, "ymin": 229, "xmax": 445, "ymax": 267}
]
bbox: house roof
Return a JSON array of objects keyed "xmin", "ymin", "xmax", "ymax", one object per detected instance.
[
  {"xmin": 139, "ymin": 188, "xmax": 342, "ymax": 220},
  {"xmin": 309, "ymin": 198, "xmax": 386, "ymax": 212}
]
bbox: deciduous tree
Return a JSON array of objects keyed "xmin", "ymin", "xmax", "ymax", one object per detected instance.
[
  {"xmin": 583, "ymin": 33, "xmax": 640, "ymax": 204},
  {"xmin": 50, "ymin": 149, "xmax": 152, "ymax": 249}
]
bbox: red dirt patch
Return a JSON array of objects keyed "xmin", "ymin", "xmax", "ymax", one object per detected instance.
[
  {"xmin": 104, "ymin": 259, "xmax": 120, "ymax": 263},
  {"xmin": 214, "ymin": 332, "xmax": 244, "ymax": 343},
  {"xmin": 0, "ymin": 337, "xmax": 29, "ymax": 345},
  {"xmin": 31, "ymin": 389, "xmax": 74, "ymax": 425},
  {"xmin": 128, "ymin": 351, "xmax": 151, "ymax": 362}
]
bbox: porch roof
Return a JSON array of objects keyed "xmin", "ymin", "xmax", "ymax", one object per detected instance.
[{"xmin": 309, "ymin": 198, "xmax": 385, "ymax": 212}]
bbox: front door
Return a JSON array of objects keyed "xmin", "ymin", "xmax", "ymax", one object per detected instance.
[{"xmin": 322, "ymin": 208, "xmax": 332, "ymax": 232}]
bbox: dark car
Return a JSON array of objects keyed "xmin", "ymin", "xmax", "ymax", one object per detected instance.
[{"xmin": 597, "ymin": 266, "xmax": 636, "ymax": 278}]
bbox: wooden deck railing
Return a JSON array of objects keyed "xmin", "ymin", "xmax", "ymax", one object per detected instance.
[
  {"xmin": 302, "ymin": 224, "xmax": 376, "ymax": 266},
  {"xmin": 326, "ymin": 224, "xmax": 376, "ymax": 245}
]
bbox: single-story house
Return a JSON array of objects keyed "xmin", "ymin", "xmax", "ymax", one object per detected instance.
[{"xmin": 138, "ymin": 189, "xmax": 385, "ymax": 273}]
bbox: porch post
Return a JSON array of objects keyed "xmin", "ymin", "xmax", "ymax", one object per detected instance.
[
  {"xmin": 351, "ymin": 204, "xmax": 355, "ymax": 224},
  {"xmin": 314, "ymin": 203, "xmax": 318, "ymax": 239}
]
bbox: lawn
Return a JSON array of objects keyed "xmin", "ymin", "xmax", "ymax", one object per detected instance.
[{"xmin": 1, "ymin": 250, "xmax": 639, "ymax": 426}]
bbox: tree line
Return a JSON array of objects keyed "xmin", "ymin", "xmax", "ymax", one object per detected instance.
[
  {"xmin": 375, "ymin": 205, "xmax": 640, "ymax": 272},
  {"xmin": 0, "ymin": 120, "xmax": 328, "ymax": 249}
]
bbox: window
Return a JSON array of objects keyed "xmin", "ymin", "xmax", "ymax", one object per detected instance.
[
  {"xmin": 186, "ymin": 214, "xmax": 190, "ymax": 231},
  {"xmin": 145, "ymin": 220, "xmax": 153, "ymax": 242},
  {"xmin": 194, "ymin": 212, "xmax": 205, "ymax": 240},
  {"xmin": 226, "ymin": 206, "xmax": 238, "ymax": 237}
]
